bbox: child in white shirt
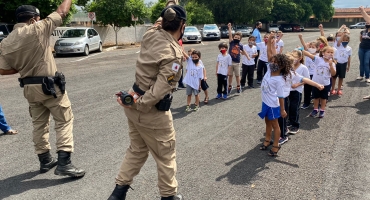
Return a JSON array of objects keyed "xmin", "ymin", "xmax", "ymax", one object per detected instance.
[
  {"xmin": 241, "ymin": 36, "xmax": 258, "ymax": 88},
  {"xmin": 332, "ymin": 34, "xmax": 351, "ymax": 95},
  {"xmin": 256, "ymin": 33, "xmax": 270, "ymax": 84},
  {"xmin": 276, "ymin": 31, "xmax": 284, "ymax": 54},
  {"xmin": 183, "ymin": 50, "xmax": 204, "ymax": 112},
  {"xmin": 216, "ymin": 42, "xmax": 232, "ymax": 99},
  {"xmin": 303, "ymin": 46, "xmax": 337, "ymax": 118}
]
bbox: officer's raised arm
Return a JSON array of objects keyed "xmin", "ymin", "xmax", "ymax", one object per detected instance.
[{"xmin": 56, "ymin": 0, "xmax": 72, "ymax": 18}]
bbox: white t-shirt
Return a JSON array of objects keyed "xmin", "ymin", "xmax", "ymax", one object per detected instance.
[
  {"xmin": 242, "ymin": 45, "xmax": 257, "ymax": 65},
  {"xmin": 261, "ymin": 72, "xmax": 285, "ymax": 108},
  {"xmin": 276, "ymin": 39, "xmax": 284, "ymax": 53},
  {"xmin": 217, "ymin": 54, "xmax": 232, "ymax": 76},
  {"xmin": 334, "ymin": 45, "xmax": 352, "ymax": 64},
  {"xmin": 305, "ymin": 56, "xmax": 315, "ymax": 75},
  {"xmin": 312, "ymin": 56, "xmax": 336, "ymax": 86},
  {"xmin": 256, "ymin": 42, "xmax": 268, "ymax": 62},
  {"xmin": 290, "ymin": 64, "xmax": 310, "ymax": 93},
  {"xmin": 282, "ymin": 70, "xmax": 303, "ymax": 97},
  {"xmin": 183, "ymin": 58, "xmax": 204, "ymax": 89}
]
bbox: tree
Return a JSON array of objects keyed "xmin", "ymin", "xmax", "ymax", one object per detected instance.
[
  {"xmin": 309, "ymin": 0, "xmax": 335, "ymax": 21},
  {"xmin": 266, "ymin": 0, "xmax": 312, "ymax": 23},
  {"xmin": 88, "ymin": 0, "xmax": 148, "ymax": 46},
  {"xmin": 0, "ymin": 0, "xmax": 81, "ymax": 25},
  {"xmin": 185, "ymin": 1, "xmax": 214, "ymax": 25},
  {"xmin": 196, "ymin": 0, "xmax": 274, "ymax": 24},
  {"xmin": 150, "ymin": 0, "xmax": 166, "ymax": 23}
]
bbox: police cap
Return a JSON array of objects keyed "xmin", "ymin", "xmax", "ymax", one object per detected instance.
[
  {"xmin": 160, "ymin": 5, "xmax": 187, "ymax": 22},
  {"xmin": 15, "ymin": 5, "xmax": 40, "ymax": 17}
]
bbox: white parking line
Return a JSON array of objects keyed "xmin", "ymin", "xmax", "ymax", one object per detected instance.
[
  {"xmin": 136, "ymin": 51, "xmax": 141, "ymax": 53},
  {"xmin": 71, "ymin": 52, "xmax": 104, "ymax": 62},
  {"xmin": 201, "ymin": 42, "xmax": 205, "ymax": 45}
]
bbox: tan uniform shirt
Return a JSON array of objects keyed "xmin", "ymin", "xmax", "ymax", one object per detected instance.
[
  {"xmin": 126, "ymin": 26, "xmax": 183, "ymax": 129},
  {"xmin": 0, "ymin": 12, "xmax": 62, "ymax": 102}
]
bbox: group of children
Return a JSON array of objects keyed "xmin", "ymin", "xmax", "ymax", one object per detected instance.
[{"xmin": 180, "ymin": 24, "xmax": 352, "ymax": 157}]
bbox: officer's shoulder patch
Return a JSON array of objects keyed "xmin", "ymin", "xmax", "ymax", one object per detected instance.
[{"xmin": 172, "ymin": 63, "xmax": 180, "ymax": 72}]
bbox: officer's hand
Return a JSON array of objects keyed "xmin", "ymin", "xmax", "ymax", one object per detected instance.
[{"xmin": 117, "ymin": 97, "xmax": 132, "ymax": 109}]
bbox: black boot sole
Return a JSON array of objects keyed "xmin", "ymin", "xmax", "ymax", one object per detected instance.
[
  {"xmin": 54, "ymin": 168, "xmax": 86, "ymax": 177},
  {"xmin": 40, "ymin": 159, "xmax": 58, "ymax": 173}
]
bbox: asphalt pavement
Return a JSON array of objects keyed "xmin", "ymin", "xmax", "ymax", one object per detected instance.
[{"xmin": 1, "ymin": 29, "xmax": 370, "ymax": 200}]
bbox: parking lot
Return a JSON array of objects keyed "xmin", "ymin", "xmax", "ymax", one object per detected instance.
[{"xmin": 1, "ymin": 28, "xmax": 370, "ymax": 200}]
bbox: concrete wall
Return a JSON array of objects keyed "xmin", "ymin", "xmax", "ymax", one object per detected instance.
[{"xmin": 50, "ymin": 25, "xmax": 151, "ymax": 48}]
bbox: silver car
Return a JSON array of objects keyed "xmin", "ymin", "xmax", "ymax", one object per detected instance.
[
  {"xmin": 182, "ymin": 26, "xmax": 202, "ymax": 43},
  {"xmin": 201, "ymin": 24, "xmax": 221, "ymax": 41},
  {"xmin": 349, "ymin": 22, "xmax": 366, "ymax": 29},
  {"xmin": 54, "ymin": 27, "xmax": 102, "ymax": 56}
]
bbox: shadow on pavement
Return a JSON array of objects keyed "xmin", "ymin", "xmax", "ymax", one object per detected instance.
[
  {"xmin": 0, "ymin": 171, "xmax": 78, "ymax": 199},
  {"xmin": 329, "ymin": 99, "xmax": 370, "ymax": 115},
  {"xmin": 345, "ymin": 80, "xmax": 368, "ymax": 88},
  {"xmin": 215, "ymin": 142, "xmax": 299, "ymax": 185}
]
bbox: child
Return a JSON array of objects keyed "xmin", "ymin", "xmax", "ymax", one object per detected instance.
[
  {"xmin": 276, "ymin": 31, "xmax": 284, "ymax": 54},
  {"xmin": 183, "ymin": 50, "xmax": 204, "ymax": 112},
  {"xmin": 256, "ymin": 33, "xmax": 270, "ymax": 84},
  {"xmin": 286, "ymin": 50, "xmax": 310, "ymax": 134},
  {"xmin": 216, "ymin": 42, "xmax": 232, "ymax": 99},
  {"xmin": 332, "ymin": 34, "xmax": 351, "ymax": 95},
  {"xmin": 227, "ymin": 23, "xmax": 248, "ymax": 94},
  {"xmin": 241, "ymin": 36, "xmax": 258, "ymax": 88},
  {"xmin": 303, "ymin": 46, "xmax": 336, "ymax": 118}
]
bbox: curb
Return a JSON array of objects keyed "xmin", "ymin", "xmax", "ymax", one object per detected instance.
[{"xmin": 104, "ymin": 46, "xmax": 118, "ymax": 52}]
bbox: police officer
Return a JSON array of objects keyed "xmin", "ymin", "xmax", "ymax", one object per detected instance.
[
  {"xmin": 0, "ymin": 1, "xmax": 85, "ymax": 177},
  {"xmin": 108, "ymin": 5, "xmax": 186, "ymax": 200}
]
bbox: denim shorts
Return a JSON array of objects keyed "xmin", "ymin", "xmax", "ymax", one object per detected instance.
[{"xmin": 258, "ymin": 102, "xmax": 281, "ymax": 120}]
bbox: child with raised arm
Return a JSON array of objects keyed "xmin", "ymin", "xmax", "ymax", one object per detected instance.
[
  {"xmin": 241, "ymin": 36, "xmax": 258, "ymax": 88},
  {"xmin": 303, "ymin": 47, "xmax": 336, "ymax": 118},
  {"xmin": 332, "ymin": 34, "xmax": 351, "ymax": 95},
  {"xmin": 183, "ymin": 50, "xmax": 204, "ymax": 112}
]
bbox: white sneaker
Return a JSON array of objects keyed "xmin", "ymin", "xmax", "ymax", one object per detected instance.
[
  {"xmin": 367, "ymin": 79, "xmax": 370, "ymax": 83},
  {"xmin": 357, "ymin": 76, "xmax": 364, "ymax": 80}
]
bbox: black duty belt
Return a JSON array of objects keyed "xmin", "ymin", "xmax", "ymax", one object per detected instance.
[
  {"xmin": 132, "ymin": 83, "xmax": 145, "ymax": 96},
  {"xmin": 18, "ymin": 77, "xmax": 48, "ymax": 87}
]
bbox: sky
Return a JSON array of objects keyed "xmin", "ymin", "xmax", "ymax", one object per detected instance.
[{"xmin": 144, "ymin": 0, "xmax": 369, "ymax": 8}]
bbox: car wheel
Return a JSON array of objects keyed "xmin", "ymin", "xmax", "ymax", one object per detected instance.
[
  {"xmin": 55, "ymin": 53, "xmax": 60, "ymax": 57},
  {"xmin": 98, "ymin": 42, "xmax": 102, "ymax": 52},
  {"xmin": 354, "ymin": 26, "xmax": 357, "ymax": 29},
  {"xmin": 217, "ymin": 37, "xmax": 221, "ymax": 41},
  {"xmin": 83, "ymin": 45, "xmax": 89, "ymax": 56}
]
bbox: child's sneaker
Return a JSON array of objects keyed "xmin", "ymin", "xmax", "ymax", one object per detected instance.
[
  {"xmin": 318, "ymin": 110, "xmax": 325, "ymax": 118},
  {"xmin": 236, "ymin": 86, "xmax": 241, "ymax": 93},
  {"xmin": 222, "ymin": 94, "xmax": 228, "ymax": 99},
  {"xmin": 278, "ymin": 137, "xmax": 289, "ymax": 145},
  {"xmin": 286, "ymin": 121, "xmax": 292, "ymax": 128},
  {"xmin": 301, "ymin": 104, "xmax": 310, "ymax": 109},
  {"xmin": 289, "ymin": 127, "xmax": 299, "ymax": 134},
  {"xmin": 257, "ymin": 80, "xmax": 261, "ymax": 85},
  {"xmin": 185, "ymin": 106, "xmax": 192, "ymax": 112},
  {"xmin": 309, "ymin": 109, "xmax": 318, "ymax": 117},
  {"xmin": 193, "ymin": 105, "xmax": 200, "ymax": 111},
  {"xmin": 216, "ymin": 93, "xmax": 222, "ymax": 99}
]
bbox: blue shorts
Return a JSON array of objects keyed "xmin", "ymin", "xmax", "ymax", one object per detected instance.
[{"xmin": 258, "ymin": 102, "xmax": 281, "ymax": 120}]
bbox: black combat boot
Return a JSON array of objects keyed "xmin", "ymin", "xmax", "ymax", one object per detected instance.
[
  {"xmin": 161, "ymin": 194, "xmax": 183, "ymax": 200},
  {"xmin": 107, "ymin": 185, "xmax": 131, "ymax": 200},
  {"xmin": 38, "ymin": 151, "xmax": 58, "ymax": 173},
  {"xmin": 54, "ymin": 150, "xmax": 85, "ymax": 177}
]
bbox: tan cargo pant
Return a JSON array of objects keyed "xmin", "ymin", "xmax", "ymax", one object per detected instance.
[
  {"xmin": 115, "ymin": 119, "xmax": 177, "ymax": 197},
  {"xmin": 28, "ymin": 93, "xmax": 74, "ymax": 154}
]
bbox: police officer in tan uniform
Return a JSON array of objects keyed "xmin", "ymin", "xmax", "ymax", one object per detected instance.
[
  {"xmin": 108, "ymin": 5, "xmax": 186, "ymax": 200},
  {"xmin": 0, "ymin": 0, "xmax": 85, "ymax": 177}
]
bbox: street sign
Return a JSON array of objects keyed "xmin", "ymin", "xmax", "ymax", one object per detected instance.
[
  {"xmin": 88, "ymin": 12, "xmax": 96, "ymax": 21},
  {"xmin": 131, "ymin": 14, "xmax": 138, "ymax": 22}
]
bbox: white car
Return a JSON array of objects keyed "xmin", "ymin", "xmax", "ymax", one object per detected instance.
[
  {"xmin": 201, "ymin": 24, "xmax": 221, "ymax": 41},
  {"xmin": 54, "ymin": 27, "xmax": 102, "ymax": 56},
  {"xmin": 349, "ymin": 22, "xmax": 366, "ymax": 29},
  {"xmin": 182, "ymin": 26, "xmax": 202, "ymax": 43}
]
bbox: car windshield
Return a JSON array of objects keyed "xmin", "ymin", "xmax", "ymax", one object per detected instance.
[
  {"xmin": 61, "ymin": 29, "xmax": 86, "ymax": 38},
  {"xmin": 204, "ymin": 25, "xmax": 218, "ymax": 30},
  {"xmin": 185, "ymin": 27, "xmax": 198, "ymax": 32},
  {"xmin": 236, "ymin": 26, "xmax": 247, "ymax": 29},
  {"xmin": 270, "ymin": 25, "xmax": 278, "ymax": 27}
]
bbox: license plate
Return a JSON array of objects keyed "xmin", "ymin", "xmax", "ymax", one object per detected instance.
[{"xmin": 190, "ymin": 37, "xmax": 195, "ymax": 39}]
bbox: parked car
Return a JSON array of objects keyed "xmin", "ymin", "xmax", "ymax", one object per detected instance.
[
  {"xmin": 0, "ymin": 23, "xmax": 14, "ymax": 42},
  {"xmin": 182, "ymin": 26, "xmax": 202, "ymax": 43},
  {"xmin": 279, "ymin": 24, "xmax": 292, "ymax": 32},
  {"xmin": 268, "ymin": 24, "xmax": 280, "ymax": 32},
  {"xmin": 54, "ymin": 27, "xmax": 102, "ymax": 56},
  {"xmin": 300, "ymin": 25, "xmax": 304, "ymax": 32},
  {"xmin": 349, "ymin": 22, "xmax": 366, "ymax": 29},
  {"xmin": 200, "ymin": 24, "xmax": 221, "ymax": 41},
  {"xmin": 220, "ymin": 25, "xmax": 235, "ymax": 38},
  {"xmin": 291, "ymin": 24, "xmax": 301, "ymax": 32},
  {"xmin": 234, "ymin": 25, "xmax": 253, "ymax": 37}
]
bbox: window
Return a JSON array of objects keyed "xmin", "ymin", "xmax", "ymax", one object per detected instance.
[
  {"xmin": 345, "ymin": 18, "xmax": 354, "ymax": 22},
  {"xmin": 92, "ymin": 29, "xmax": 98, "ymax": 36}
]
